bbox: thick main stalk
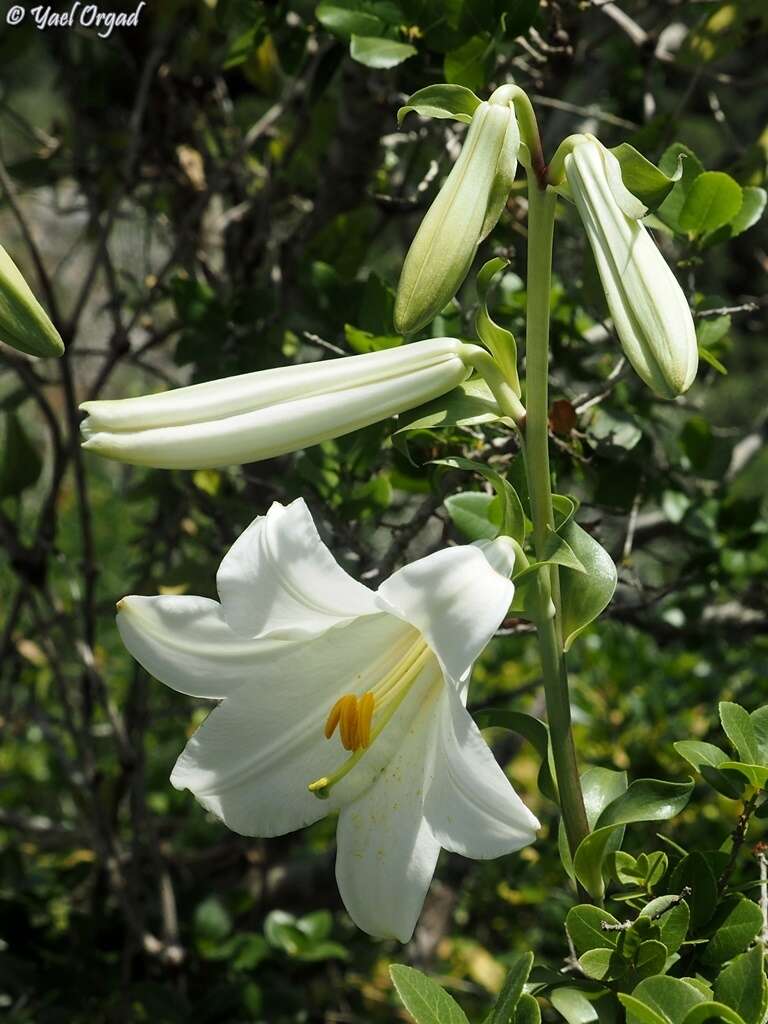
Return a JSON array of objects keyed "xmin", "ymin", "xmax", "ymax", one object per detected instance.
[{"xmin": 524, "ymin": 182, "xmax": 590, "ymax": 857}]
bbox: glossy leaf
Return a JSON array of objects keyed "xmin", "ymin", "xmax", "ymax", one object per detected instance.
[
  {"xmin": 475, "ymin": 258, "xmax": 520, "ymax": 395},
  {"xmin": 390, "ymin": 965, "xmax": 469, "ymax": 1024},
  {"xmin": 474, "ymin": 708, "xmax": 557, "ymax": 802},
  {"xmin": 713, "ymin": 946, "xmax": 765, "ymax": 1024},
  {"xmin": 595, "ymin": 778, "xmax": 694, "ymax": 829},
  {"xmin": 316, "ymin": 4, "xmax": 383, "ymax": 38},
  {"xmin": 394, "ymin": 377, "xmax": 502, "ymax": 439},
  {"xmin": 656, "ymin": 144, "xmax": 706, "ymax": 231},
  {"xmin": 639, "ymin": 897, "xmax": 690, "ymax": 955},
  {"xmin": 488, "ymin": 952, "xmax": 533, "ymax": 1024},
  {"xmin": 611, "ymin": 143, "xmax": 683, "ymax": 210},
  {"xmin": 558, "ymin": 520, "xmax": 617, "ymax": 651},
  {"xmin": 350, "ymin": 35, "xmax": 417, "ymax": 70},
  {"xmin": 679, "ymin": 172, "xmax": 743, "ymax": 238},
  {"xmin": 444, "ymin": 491, "xmax": 499, "ymax": 541},
  {"xmin": 669, "ymin": 853, "xmax": 719, "ymax": 929},
  {"xmin": 435, "ymin": 456, "xmax": 526, "ymax": 543},
  {"xmin": 719, "ymin": 702, "xmax": 759, "ymax": 764},
  {"xmin": 549, "ymin": 987, "xmax": 599, "ymax": 1023},
  {"xmin": 513, "ymin": 993, "xmax": 541, "ymax": 1024},
  {"xmin": 701, "ymin": 896, "xmax": 763, "ymax": 966},
  {"xmin": 682, "ymin": 1003, "xmax": 747, "ymax": 1024},
  {"xmin": 621, "ymin": 976, "xmax": 706, "ymax": 1024},
  {"xmin": 565, "ymin": 905, "xmax": 620, "ymax": 955},
  {"xmin": 397, "ymin": 83, "xmax": 481, "ymax": 125}
]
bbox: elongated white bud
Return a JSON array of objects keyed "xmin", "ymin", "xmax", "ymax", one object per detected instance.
[
  {"xmin": 565, "ymin": 137, "xmax": 697, "ymax": 398},
  {"xmin": 0, "ymin": 244, "xmax": 63, "ymax": 358},
  {"xmin": 394, "ymin": 89, "xmax": 520, "ymax": 334},
  {"xmin": 80, "ymin": 339, "xmax": 477, "ymax": 469}
]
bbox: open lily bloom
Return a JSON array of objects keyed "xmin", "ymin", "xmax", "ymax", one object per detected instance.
[
  {"xmin": 80, "ymin": 338, "xmax": 477, "ymax": 469},
  {"xmin": 565, "ymin": 136, "xmax": 697, "ymax": 399},
  {"xmin": 117, "ymin": 498, "xmax": 539, "ymax": 941}
]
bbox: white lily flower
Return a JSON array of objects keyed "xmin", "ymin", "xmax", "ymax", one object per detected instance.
[
  {"xmin": 394, "ymin": 88, "xmax": 520, "ymax": 334},
  {"xmin": 117, "ymin": 498, "xmax": 539, "ymax": 941},
  {"xmin": 565, "ymin": 136, "xmax": 698, "ymax": 398},
  {"xmin": 80, "ymin": 338, "xmax": 477, "ymax": 469}
]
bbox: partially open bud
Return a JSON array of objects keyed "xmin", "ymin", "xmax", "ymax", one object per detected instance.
[
  {"xmin": 81, "ymin": 338, "xmax": 479, "ymax": 470},
  {"xmin": 0, "ymin": 244, "xmax": 63, "ymax": 358},
  {"xmin": 394, "ymin": 88, "xmax": 520, "ymax": 335},
  {"xmin": 565, "ymin": 137, "xmax": 697, "ymax": 398}
]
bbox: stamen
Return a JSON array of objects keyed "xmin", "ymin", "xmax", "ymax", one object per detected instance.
[
  {"xmin": 308, "ymin": 644, "xmax": 434, "ymax": 799},
  {"xmin": 324, "ymin": 695, "xmax": 346, "ymax": 740},
  {"xmin": 339, "ymin": 695, "xmax": 358, "ymax": 751},
  {"xmin": 357, "ymin": 692, "xmax": 375, "ymax": 749}
]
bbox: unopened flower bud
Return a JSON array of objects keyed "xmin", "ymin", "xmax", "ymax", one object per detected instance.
[
  {"xmin": 394, "ymin": 88, "xmax": 520, "ymax": 335},
  {"xmin": 0, "ymin": 243, "xmax": 63, "ymax": 358},
  {"xmin": 565, "ymin": 136, "xmax": 697, "ymax": 398}
]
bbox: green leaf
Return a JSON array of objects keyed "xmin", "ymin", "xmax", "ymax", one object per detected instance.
[
  {"xmin": 0, "ymin": 411, "xmax": 43, "ymax": 498},
  {"xmin": 397, "ymin": 83, "xmax": 481, "ymax": 125},
  {"xmin": 512, "ymin": 993, "xmax": 541, "ymax": 1024},
  {"xmin": 444, "ymin": 491, "xmax": 499, "ymax": 541},
  {"xmin": 475, "ymin": 258, "xmax": 520, "ymax": 395},
  {"xmin": 434, "ymin": 456, "xmax": 526, "ymax": 542},
  {"xmin": 679, "ymin": 172, "xmax": 743, "ymax": 238},
  {"xmin": 350, "ymin": 35, "xmax": 417, "ymax": 69},
  {"xmin": 574, "ymin": 779, "xmax": 692, "ymax": 900},
  {"xmin": 630, "ymin": 940, "xmax": 668, "ymax": 984},
  {"xmin": 719, "ymin": 702, "xmax": 760, "ymax": 764},
  {"xmin": 316, "ymin": 3, "xmax": 384, "ymax": 38},
  {"xmin": 264, "ymin": 910, "xmax": 308, "ymax": 955},
  {"xmin": 549, "ymin": 987, "xmax": 599, "ymax": 1023},
  {"xmin": 565, "ymin": 905, "xmax": 620, "ymax": 955},
  {"xmin": 390, "ymin": 965, "xmax": 469, "ymax": 1024},
  {"xmin": 713, "ymin": 946, "xmax": 765, "ymax": 1024},
  {"xmin": 701, "ymin": 897, "xmax": 763, "ymax": 966},
  {"xmin": 674, "ymin": 740, "xmax": 729, "ymax": 772},
  {"xmin": 656, "ymin": 144, "xmax": 706, "ymax": 231},
  {"xmin": 621, "ymin": 976, "xmax": 707, "ymax": 1024},
  {"xmin": 720, "ymin": 762, "xmax": 768, "ymax": 789},
  {"xmin": 595, "ymin": 779, "xmax": 694, "ymax": 829},
  {"xmin": 682, "ymin": 1003, "xmax": 747, "ymax": 1024},
  {"xmin": 344, "ymin": 324, "xmax": 402, "ymax": 352},
  {"xmin": 558, "ymin": 521, "xmax": 617, "ymax": 651},
  {"xmin": 444, "ymin": 34, "xmax": 493, "ymax": 92},
  {"xmin": 562, "ymin": 767, "xmax": 626, "ymax": 889},
  {"xmin": 579, "ymin": 948, "xmax": 614, "ymax": 981},
  {"xmin": 729, "ymin": 186, "xmax": 766, "ymax": 237},
  {"xmin": 474, "ymin": 708, "xmax": 557, "ymax": 802},
  {"xmin": 669, "ymin": 853, "xmax": 719, "ymax": 929},
  {"xmin": 620, "ymin": 995, "xmax": 669, "ymax": 1024},
  {"xmin": 488, "ymin": 952, "xmax": 533, "ymax": 1024},
  {"xmin": 639, "ymin": 897, "xmax": 690, "ymax": 956},
  {"xmin": 611, "ymin": 143, "xmax": 683, "ymax": 209},
  {"xmin": 394, "ymin": 377, "xmax": 502, "ymax": 438}
]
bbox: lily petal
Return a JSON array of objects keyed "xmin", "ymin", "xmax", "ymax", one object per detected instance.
[
  {"xmin": 217, "ymin": 498, "xmax": 377, "ymax": 639},
  {"xmin": 116, "ymin": 595, "xmax": 286, "ymax": 699},
  {"xmin": 335, "ymin": 687, "xmax": 442, "ymax": 942},
  {"xmin": 170, "ymin": 613, "xmax": 433, "ymax": 837},
  {"xmin": 375, "ymin": 537, "xmax": 515, "ymax": 681},
  {"xmin": 425, "ymin": 687, "xmax": 540, "ymax": 859}
]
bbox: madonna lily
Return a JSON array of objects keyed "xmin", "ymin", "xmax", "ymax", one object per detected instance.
[
  {"xmin": 80, "ymin": 338, "xmax": 478, "ymax": 469},
  {"xmin": 117, "ymin": 498, "xmax": 539, "ymax": 941},
  {"xmin": 565, "ymin": 136, "xmax": 698, "ymax": 399},
  {"xmin": 394, "ymin": 86, "xmax": 520, "ymax": 335}
]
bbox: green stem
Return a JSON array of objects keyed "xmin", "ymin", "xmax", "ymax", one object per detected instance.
[{"xmin": 523, "ymin": 181, "xmax": 590, "ymax": 858}]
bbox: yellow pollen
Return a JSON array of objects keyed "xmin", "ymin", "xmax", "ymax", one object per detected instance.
[{"xmin": 308, "ymin": 639, "xmax": 432, "ymax": 799}]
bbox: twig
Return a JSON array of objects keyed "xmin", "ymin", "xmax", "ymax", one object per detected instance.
[
  {"xmin": 719, "ymin": 793, "xmax": 760, "ymax": 892},
  {"xmin": 754, "ymin": 842, "xmax": 768, "ymax": 945}
]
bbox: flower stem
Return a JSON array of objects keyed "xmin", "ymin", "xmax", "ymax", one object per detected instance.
[{"xmin": 523, "ymin": 180, "xmax": 590, "ymax": 858}]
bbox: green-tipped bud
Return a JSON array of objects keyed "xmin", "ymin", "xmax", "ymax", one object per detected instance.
[
  {"xmin": 565, "ymin": 137, "xmax": 697, "ymax": 398},
  {"xmin": 0, "ymin": 244, "xmax": 63, "ymax": 358},
  {"xmin": 394, "ymin": 88, "xmax": 520, "ymax": 335}
]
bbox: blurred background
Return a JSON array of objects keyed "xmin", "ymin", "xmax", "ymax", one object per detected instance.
[{"xmin": 0, "ymin": 0, "xmax": 767, "ymax": 1020}]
